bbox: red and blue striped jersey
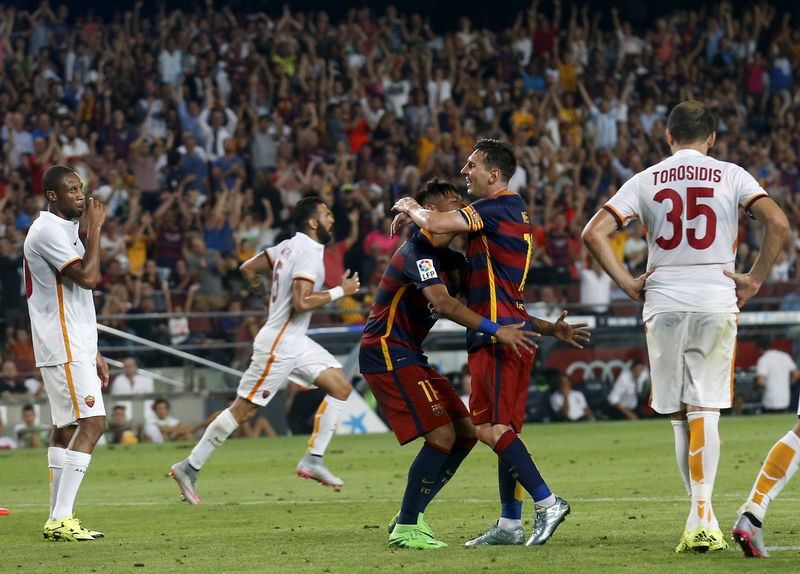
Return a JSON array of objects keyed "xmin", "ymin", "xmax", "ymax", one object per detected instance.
[
  {"xmin": 458, "ymin": 191, "xmax": 534, "ymax": 351},
  {"xmin": 359, "ymin": 229, "xmax": 467, "ymax": 374}
]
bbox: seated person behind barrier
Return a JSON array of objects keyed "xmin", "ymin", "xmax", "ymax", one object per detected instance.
[
  {"xmin": 143, "ymin": 399, "xmax": 194, "ymax": 443},
  {"xmin": 550, "ymin": 374, "xmax": 595, "ymax": 422}
]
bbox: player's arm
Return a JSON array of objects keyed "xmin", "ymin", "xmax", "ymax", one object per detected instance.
[
  {"xmin": 724, "ymin": 197, "xmax": 790, "ymax": 308},
  {"xmin": 581, "ymin": 208, "xmax": 651, "ymax": 303},
  {"xmin": 392, "ymin": 197, "xmax": 469, "ymax": 234},
  {"xmin": 239, "ymin": 249, "xmax": 274, "ymax": 298},
  {"xmin": 421, "ymin": 283, "xmax": 538, "ymax": 356},
  {"xmin": 291, "ymin": 270, "xmax": 359, "ymax": 313},
  {"xmin": 528, "ymin": 310, "xmax": 591, "ymax": 349},
  {"xmin": 62, "ymin": 198, "xmax": 107, "ymax": 289}
]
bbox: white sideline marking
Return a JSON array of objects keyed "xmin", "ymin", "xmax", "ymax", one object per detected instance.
[
  {"xmin": 10, "ymin": 495, "xmax": 800, "ymax": 508},
  {"xmin": 766, "ymin": 546, "xmax": 800, "ymax": 552}
]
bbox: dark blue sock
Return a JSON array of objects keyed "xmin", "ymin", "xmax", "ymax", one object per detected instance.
[
  {"xmin": 498, "ymin": 457, "xmax": 523, "ymax": 520},
  {"xmin": 427, "ymin": 437, "xmax": 476, "ymax": 502},
  {"xmin": 398, "ymin": 442, "xmax": 449, "ymax": 524},
  {"xmin": 494, "ymin": 431, "xmax": 551, "ymax": 503}
]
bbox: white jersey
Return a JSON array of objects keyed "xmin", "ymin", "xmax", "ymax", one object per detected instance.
[
  {"xmin": 23, "ymin": 211, "xmax": 98, "ymax": 367},
  {"xmin": 253, "ymin": 232, "xmax": 325, "ymax": 358},
  {"xmin": 605, "ymin": 149, "xmax": 767, "ymax": 320}
]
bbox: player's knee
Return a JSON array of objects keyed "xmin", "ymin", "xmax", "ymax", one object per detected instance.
[
  {"xmin": 475, "ymin": 425, "xmax": 495, "ymax": 447},
  {"xmin": 426, "ymin": 425, "xmax": 456, "ymax": 450},
  {"xmin": 79, "ymin": 416, "xmax": 106, "ymax": 441},
  {"xmin": 231, "ymin": 398, "xmax": 258, "ymax": 423},
  {"xmin": 317, "ymin": 368, "xmax": 351, "ymax": 401}
]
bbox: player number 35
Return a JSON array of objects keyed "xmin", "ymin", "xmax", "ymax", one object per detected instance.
[{"xmin": 654, "ymin": 186, "xmax": 717, "ymax": 251}]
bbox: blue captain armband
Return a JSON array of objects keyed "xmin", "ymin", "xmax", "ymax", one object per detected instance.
[{"xmin": 478, "ymin": 318, "xmax": 501, "ymax": 336}]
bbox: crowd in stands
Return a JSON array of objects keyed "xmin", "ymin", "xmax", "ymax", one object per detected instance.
[{"xmin": 0, "ymin": 0, "xmax": 799, "ymax": 377}]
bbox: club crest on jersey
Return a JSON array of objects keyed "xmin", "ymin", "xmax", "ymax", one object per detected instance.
[
  {"xmin": 416, "ymin": 259, "xmax": 437, "ymax": 281},
  {"xmin": 431, "ymin": 403, "xmax": 444, "ymax": 416},
  {"xmin": 84, "ymin": 395, "xmax": 95, "ymax": 408}
]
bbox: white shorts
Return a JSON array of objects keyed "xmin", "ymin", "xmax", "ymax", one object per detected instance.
[
  {"xmin": 237, "ymin": 337, "xmax": 341, "ymax": 406},
  {"xmin": 41, "ymin": 359, "xmax": 106, "ymax": 428},
  {"xmin": 645, "ymin": 312, "xmax": 737, "ymax": 414}
]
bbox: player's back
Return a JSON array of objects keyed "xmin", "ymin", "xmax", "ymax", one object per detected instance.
[
  {"xmin": 605, "ymin": 149, "xmax": 767, "ymax": 319},
  {"xmin": 253, "ymin": 232, "xmax": 324, "ymax": 357},
  {"xmin": 359, "ymin": 230, "xmax": 465, "ymax": 373}
]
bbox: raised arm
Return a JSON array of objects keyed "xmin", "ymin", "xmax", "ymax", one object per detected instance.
[{"xmin": 63, "ymin": 198, "xmax": 107, "ymax": 290}]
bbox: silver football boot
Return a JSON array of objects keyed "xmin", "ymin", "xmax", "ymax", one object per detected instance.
[
  {"xmin": 170, "ymin": 459, "xmax": 202, "ymax": 504},
  {"xmin": 464, "ymin": 523, "xmax": 524, "ymax": 547},
  {"xmin": 295, "ymin": 454, "xmax": 344, "ymax": 489},
  {"xmin": 525, "ymin": 496, "xmax": 570, "ymax": 546},
  {"xmin": 732, "ymin": 513, "xmax": 769, "ymax": 558}
]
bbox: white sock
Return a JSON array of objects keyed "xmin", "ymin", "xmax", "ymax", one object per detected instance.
[
  {"xmin": 741, "ymin": 429, "xmax": 800, "ymax": 522},
  {"xmin": 498, "ymin": 517, "xmax": 522, "ymax": 530},
  {"xmin": 536, "ymin": 493, "xmax": 557, "ymax": 508},
  {"xmin": 671, "ymin": 420, "xmax": 692, "ymax": 497},
  {"xmin": 52, "ymin": 450, "xmax": 91, "ymax": 520},
  {"xmin": 48, "ymin": 447, "xmax": 66, "ymax": 520},
  {"xmin": 308, "ymin": 396, "xmax": 347, "ymax": 457},
  {"xmin": 188, "ymin": 408, "xmax": 239, "ymax": 470},
  {"xmin": 686, "ymin": 411, "xmax": 721, "ymax": 530}
]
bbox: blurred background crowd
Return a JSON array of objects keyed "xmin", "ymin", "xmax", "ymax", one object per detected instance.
[{"xmin": 0, "ymin": 0, "xmax": 799, "ymax": 384}]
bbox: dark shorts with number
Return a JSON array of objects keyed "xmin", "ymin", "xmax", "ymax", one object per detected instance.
[
  {"xmin": 468, "ymin": 344, "xmax": 536, "ymax": 433},
  {"xmin": 364, "ymin": 364, "xmax": 469, "ymax": 445}
]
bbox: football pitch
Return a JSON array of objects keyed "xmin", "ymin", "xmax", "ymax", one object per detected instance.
[{"xmin": 1, "ymin": 415, "xmax": 799, "ymax": 573}]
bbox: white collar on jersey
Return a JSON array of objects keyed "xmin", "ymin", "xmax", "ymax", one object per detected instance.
[
  {"xmin": 672, "ymin": 149, "xmax": 705, "ymax": 158},
  {"xmin": 296, "ymin": 231, "xmax": 324, "ymax": 251},
  {"xmin": 39, "ymin": 210, "xmax": 79, "ymax": 228}
]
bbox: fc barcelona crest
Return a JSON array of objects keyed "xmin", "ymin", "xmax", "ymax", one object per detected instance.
[
  {"xmin": 431, "ymin": 403, "xmax": 444, "ymax": 416},
  {"xmin": 84, "ymin": 395, "xmax": 95, "ymax": 408}
]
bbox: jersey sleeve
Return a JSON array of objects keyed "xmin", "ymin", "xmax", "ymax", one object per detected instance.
[
  {"xmin": 403, "ymin": 245, "xmax": 444, "ymax": 290},
  {"xmin": 292, "ymin": 245, "xmax": 321, "ymax": 283},
  {"xmin": 604, "ymin": 175, "xmax": 642, "ymax": 229},
  {"xmin": 264, "ymin": 244, "xmax": 278, "ymax": 268},
  {"xmin": 729, "ymin": 164, "xmax": 768, "ymax": 212},
  {"xmin": 34, "ymin": 225, "xmax": 82, "ymax": 273},
  {"xmin": 458, "ymin": 199, "xmax": 504, "ymax": 233}
]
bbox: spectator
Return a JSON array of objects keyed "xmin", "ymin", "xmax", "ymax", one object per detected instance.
[
  {"xmin": 142, "ymin": 398, "xmax": 194, "ymax": 443},
  {"xmin": 13, "ymin": 404, "xmax": 46, "ymax": 448},
  {"xmin": 0, "ymin": 359, "xmax": 26, "ymax": 399},
  {"xmin": 756, "ymin": 339, "xmax": 800, "ymax": 413},
  {"xmin": 550, "ymin": 374, "xmax": 594, "ymax": 422},
  {"xmin": 0, "ymin": 415, "xmax": 17, "ymax": 450},
  {"xmin": 105, "ymin": 404, "xmax": 139, "ymax": 445},
  {"xmin": 579, "ymin": 258, "xmax": 613, "ymax": 313},
  {"xmin": 607, "ymin": 360, "xmax": 651, "ymax": 421},
  {"xmin": 109, "ymin": 357, "xmax": 155, "ymax": 396}
]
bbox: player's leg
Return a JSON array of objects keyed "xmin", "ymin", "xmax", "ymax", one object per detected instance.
[
  {"xmin": 293, "ymin": 339, "xmax": 350, "ymax": 488},
  {"xmin": 678, "ymin": 312, "xmax": 737, "ymax": 552},
  {"xmin": 364, "ymin": 366, "xmax": 451, "ymax": 549},
  {"xmin": 733, "ymin": 417, "xmax": 800, "ymax": 558},
  {"xmin": 48, "ymin": 425, "xmax": 76, "ymax": 521},
  {"xmin": 670, "ymin": 410, "xmax": 692, "ymax": 497},
  {"xmin": 171, "ymin": 348, "xmax": 286, "ymax": 503},
  {"xmin": 43, "ymin": 360, "xmax": 106, "ymax": 542}
]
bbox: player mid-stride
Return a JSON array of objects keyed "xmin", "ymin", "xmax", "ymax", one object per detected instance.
[{"xmin": 170, "ymin": 197, "xmax": 359, "ymax": 502}]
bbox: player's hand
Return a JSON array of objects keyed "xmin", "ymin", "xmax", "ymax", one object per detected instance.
[
  {"xmin": 96, "ymin": 354, "xmax": 110, "ymax": 388},
  {"xmin": 340, "ymin": 269, "xmax": 360, "ymax": 296},
  {"xmin": 552, "ymin": 310, "xmax": 591, "ymax": 349},
  {"xmin": 390, "ymin": 212, "xmax": 411, "ymax": 238},
  {"xmin": 86, "ymin": 197, "xmax": 107, "ymax": 232},
  {"xmin": 495, "ymin": 323, "xmax": 540, "ymax": 357},
  {"xmin": 622, "ymin": 269, "xmax": 653, "ymax": 303},
  {"xmin": 392, "ymin": 196, "xmax": 420, "ymax": 215},
  {"xmin": 724, "ymin": 270, "xmax": 761, "ymax": 308}
]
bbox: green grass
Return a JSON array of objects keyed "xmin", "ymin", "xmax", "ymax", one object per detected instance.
[{"xmin": 1, "ymin": 415, "xmax": 799, "ymax": 573}]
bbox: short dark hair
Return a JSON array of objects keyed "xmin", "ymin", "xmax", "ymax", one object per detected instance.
[
  {"xmin": 153, "ymin": 398, "xmax": 169, "ymax": 410},
  {"xmin": 22, "ymin": 404, "xmax": 35, "ymax": 413},
  {"xmin": 473, "ymin": 139, "xmax": 516, "ymax": 182},
  {"xmin": 415, "ymin": 178, "xmax": 459, "ymax": 206},
  {"xmin": 42, "ymin": 165, "xmax": 77, "ymax": 195},
  {"xmin": 666, "ymin": 101, "xmax": 716, "ymax": 144},
  {"xmin": 293, "ymin": 196, "xmax": 326, "ymax": 232}
]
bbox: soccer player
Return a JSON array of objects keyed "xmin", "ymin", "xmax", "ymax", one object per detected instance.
[
  {"xmin": 24, "ymin": 165, "xmax": 110, "ymax": 541},
  {"xmin": 170, "ymin": 197, "xmax": 359, "ymax": 502},
  {"xmin": 361, "ymin": 179, "xmax": 538, "ymax": 549},
  {"xmin": 582, "ymin": 101, "xmax": 789, "ymax": 553},
  {"xmin": 393, "ymin": 139, "xmax": 590, "ymax": 547}
]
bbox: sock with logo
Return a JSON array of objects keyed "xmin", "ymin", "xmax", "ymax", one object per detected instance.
[
  {"xmin": 428, "ymin": 436, "xmax": 477, "ymax": 499},
  {"xmin": 188, "ymin": 408, "xmax": 239, "ymax": 470},
  {"xmin": 686, "ymin": 411, "xmax": 721, "ymax": 530},
  {"xmin": 740, "ymin": 429, "xmax": 800, "ymax": 522},
  {"xmin": 307, "ymin": 396, "xmax": 347, "ymax": 457},
  {"xmin": 398, "ymin": 442, "xmax": 450, "ymax": 525},
  {"xmin": 497, "ymin": 456, "xmax": 524, "ymax": 530},
  {"xmin": 52, "ymin": 450, "xmax": 92, "ymax": 520},
  {"xmin": 671, "ymin": 420, "xmax": 692, "ymax": 497},
  {"xmin": 494, "ymin": 430, "xmax": 553, "ymax": 507}
]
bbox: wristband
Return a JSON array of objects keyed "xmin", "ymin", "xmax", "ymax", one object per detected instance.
[
  {"xmin": 327, "ymin": 286, "xmax": 345, "ymax": 302},
  {"xmin": 478, "ymin": 318, "xmax": 500, "ymax": 336}
]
